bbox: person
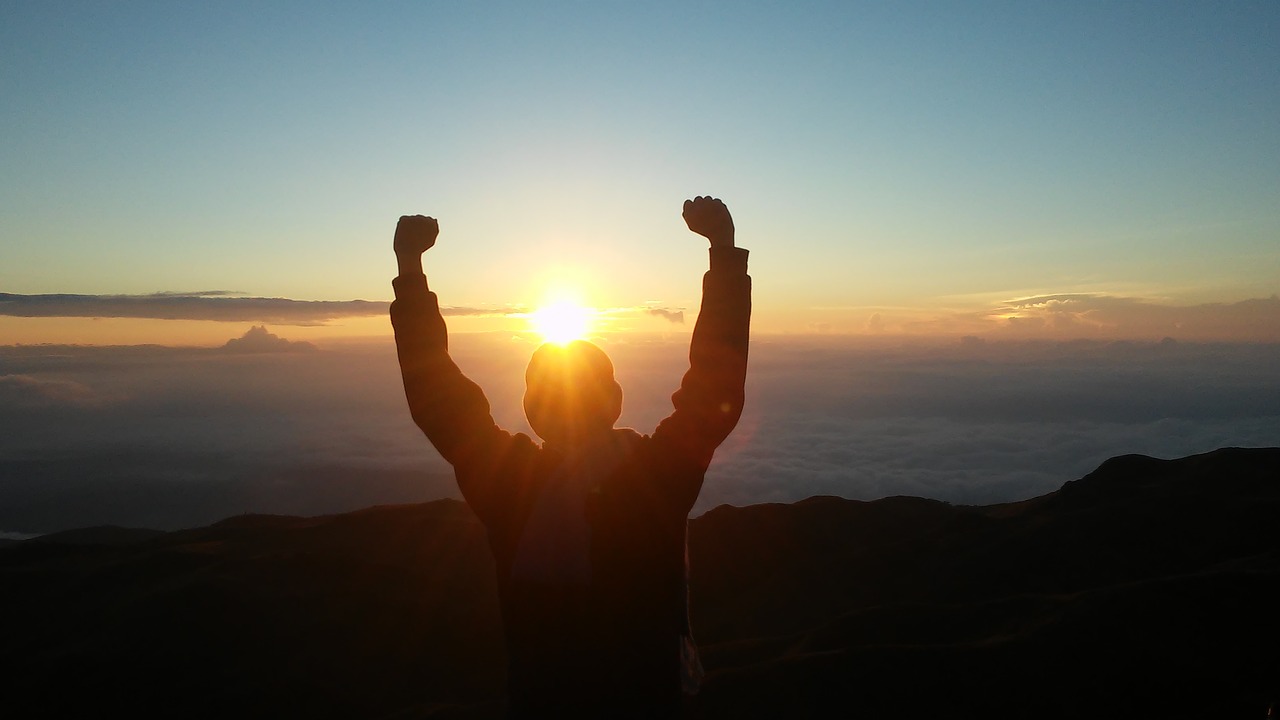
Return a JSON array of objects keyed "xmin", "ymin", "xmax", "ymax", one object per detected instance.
[{"xmin": 390, "ymin": 196, "xmax": 751, "ymax": 718}]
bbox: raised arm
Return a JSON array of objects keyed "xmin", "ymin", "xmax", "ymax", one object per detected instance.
[
  {"xmin": 652, "ymin": 197, "xmax": 752, "ymax": 505},
  {"xmin": 390, "ymin": 215, "xmax": 512, "ymax": 482}
]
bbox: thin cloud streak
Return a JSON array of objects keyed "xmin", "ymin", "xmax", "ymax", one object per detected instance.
[
  {"xmin": 872, "ymin": 293, "xmax": 1280, "ymax": 342},
  {"xmin": 0, "ymin": 291, "xmax": 389, "ymax": 325},
  {"xmin": 0, "ymin": 292, "xmax": 688, "ymax": 327},
  {"xmin": 991, "ymin": 293, "xmax": 1280, "ymax": 339}
]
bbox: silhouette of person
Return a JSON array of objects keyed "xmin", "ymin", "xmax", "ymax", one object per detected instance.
[{"xmin": 390, "ymin": 197, "xmax": 751, "ymax": 719}]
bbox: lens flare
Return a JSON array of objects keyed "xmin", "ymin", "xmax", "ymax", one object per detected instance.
[{"xmin": 530, "ymin": 299, "xmax": 593, "ymax": 344}]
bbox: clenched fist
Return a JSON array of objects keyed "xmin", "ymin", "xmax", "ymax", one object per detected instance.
[
  {"xmin": 682, "ymin": 196, "xmax": 734, "ymax": 248},
  {"xmin": 394, "ymin": 215, "xmax": 439, "ymax": 257}
]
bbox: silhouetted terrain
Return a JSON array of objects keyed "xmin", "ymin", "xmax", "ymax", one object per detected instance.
[{"xmin": 3, "ymin": 447, "xmax": 1277, "ymax": 718}]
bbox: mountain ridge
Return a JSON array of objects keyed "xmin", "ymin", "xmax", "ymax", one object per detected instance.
[{"xmin": 3, "ymin": 447, "xmax": 1277, "ymax": 718}]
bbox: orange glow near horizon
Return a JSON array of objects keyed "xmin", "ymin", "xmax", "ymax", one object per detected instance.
[
  {"xmin": 5, "ymin": 291, "xmax": 1279, "ymax": 346},
  {"xmin": 0, "ymin": 316, "xmax": 399, "ymax": 347}
]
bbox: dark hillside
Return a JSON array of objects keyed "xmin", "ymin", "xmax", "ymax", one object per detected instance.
[{"xmin": 3, "ymin": 447, "xmax": 1277, "ymax": 718}]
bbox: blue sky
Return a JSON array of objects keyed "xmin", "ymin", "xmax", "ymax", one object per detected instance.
[{"xmin": 2, "ymin": 1, "xmax": 1278, "ymax": 339}]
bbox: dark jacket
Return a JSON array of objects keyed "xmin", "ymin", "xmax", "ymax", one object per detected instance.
[{"xmin": 391, "ymin": 246, "xmax": 750, "ymax": 718}]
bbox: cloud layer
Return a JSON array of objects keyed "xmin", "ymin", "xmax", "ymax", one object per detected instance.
[{"xmin": 2, "ymin": 333, "xmax": 1277, "ymax": 534}]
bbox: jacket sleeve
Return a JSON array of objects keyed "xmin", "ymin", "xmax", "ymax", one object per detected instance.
[
  {"xmin": 650, "ymin": 246, "xmax": 751, "ymax": 506},
  {"xmin": 390, "ymin": 273, "xmax": 518, "ymax": 517}
]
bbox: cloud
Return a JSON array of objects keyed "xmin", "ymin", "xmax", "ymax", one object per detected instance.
[
  {"xmin": 0, "ymin": 340, "xmax": 459, "ymax": 532},
  {"xmin": 0, "ymin": 291, "xmax": 384, "ymax": 325},
  {"xmin": 148, "ymin": 290, "xmax": 244, "ymax": 297},
  {"xmin": 645, "ymin": 308, "xmax": 685, "ymax": 324},
  {"xmin": 0, "ymin": 291, "xmax": 523, "ymax": 326},
  {"xmin": 0, "ymin": 374, "xmax": 114, "ymax": 407},
  {"xmin": 992, "ymin": 293, "xmax": 1280, "ymax": 341},
  {"xmin": 220, "ymin": 326, "xmax": 317, "ymax": 354},
  {"xmin": 455, "ymin": 335, "xmax": 1280, "ymax": 510},
  {"xmin": 1, "ymin": 335, "xmax": 1277, "ymax": 533},
  {"xmin": 898, "ymin": 293, "xmax": 1280, "ymax": 342},
  {"xmin": 701, "ymin": 412, "xmax": 1280, "ymax": 511},
  {"xmin": 593, "ymin": 306, "xmax": 687, "ymax": 326},
  {"xmin": 442, "ymin": 305, "xmax": 525, "ymax": 317}
]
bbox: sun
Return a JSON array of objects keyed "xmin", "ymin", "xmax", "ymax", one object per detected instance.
[{"xmin": 530, "ymin": 298, "xmax": 593, "ymax": 345}]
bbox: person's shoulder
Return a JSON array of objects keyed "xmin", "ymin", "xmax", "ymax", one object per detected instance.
[
  {"xmin": 611, "ymin": 427, "xmax": 645, "ymax": 444},
  {"xmin": 509, "ymin": 431, "xmax": 543, "ymax": 456},
  {"xmin": 605, "ymin": 427, "xmax": 648, "ymax": 459},
  {"xmin": 463, "ymin": 430, "xmax": 541, "ymax": 467}
]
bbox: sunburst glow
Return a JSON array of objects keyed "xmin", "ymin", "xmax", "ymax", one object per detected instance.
[{"xmin": 530, "ymin": 298, "xmax": 593, "ymax": 344}]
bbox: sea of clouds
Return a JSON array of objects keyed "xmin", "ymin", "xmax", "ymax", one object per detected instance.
[{"xmin": 3, "ymin": 329, "xmax": 1279, "ymax": 535}]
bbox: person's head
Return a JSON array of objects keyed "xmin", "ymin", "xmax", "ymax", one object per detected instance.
[{"xmin": 523, "ymin": 340, "xmax": 622, "ymax": 446}]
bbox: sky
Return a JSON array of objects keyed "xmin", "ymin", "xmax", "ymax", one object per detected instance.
[
  {"xmin": 2, "ymin": 3, "xmax": 1279, "ymax": 534},
  {"xmin": 2, "ymin": 1, "xmax": 1278, "ymax": 342}
]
